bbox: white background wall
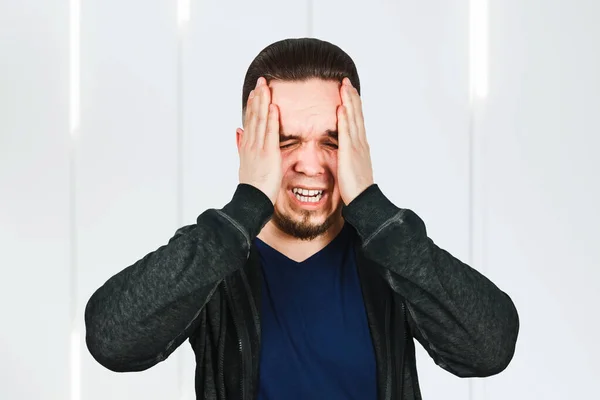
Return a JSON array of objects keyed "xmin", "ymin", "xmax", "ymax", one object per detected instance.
[{"xmin": 0, "ymin": 0, "xmax": 598, "ymax": 399}]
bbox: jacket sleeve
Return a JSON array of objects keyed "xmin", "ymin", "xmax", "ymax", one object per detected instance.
[
  {"xmin": 84, "ymin": 184, "xmax": 273, "ymax": 372},
  {"xmin": 342, "ymin": 184, "xmax": 519, "ymax": 377}
]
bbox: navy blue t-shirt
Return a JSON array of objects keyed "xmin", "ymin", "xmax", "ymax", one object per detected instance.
[{"xmin": 253, "ymin": 222, "xmax": 377, "ymax": 400}]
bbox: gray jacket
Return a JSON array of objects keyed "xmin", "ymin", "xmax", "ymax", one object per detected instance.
[{"xmin": 84, "ymin": 183, "xmax": 519, "ymax": 399}]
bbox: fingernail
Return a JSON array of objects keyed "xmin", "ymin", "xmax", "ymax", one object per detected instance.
[
  {"xmin": 249, "ymin": 90, "xmax": 255, "ymax": 99},
  {"xmin": 256, "ymin": 77, "xmax": 262, "ymax": 86}
]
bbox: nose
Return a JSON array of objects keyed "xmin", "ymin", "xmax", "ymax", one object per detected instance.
[{"xmin": 292, "ymin": 142, "xmax": 326, "ymax": 177}]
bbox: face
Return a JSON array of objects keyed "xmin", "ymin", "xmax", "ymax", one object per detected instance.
[{"xmin": 254, "ymin": 78, "xmax": 344, "ymax": 241}]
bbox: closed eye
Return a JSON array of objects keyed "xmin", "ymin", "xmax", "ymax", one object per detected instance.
[{"xmin": 280, "ymin": 142, "xmax": 338, "ymax": 149}]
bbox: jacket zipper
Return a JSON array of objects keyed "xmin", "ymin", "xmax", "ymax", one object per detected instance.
[
  {"xmin": 399, "ymin": 300, "xmax": 407, "ymax": 398},
  {"xmin": 240, "ymin": 268, "xmax": 261, "ymax": 400},
  {"xmin": 218, "ymin": 293, "xmax": 227, "ymax": 398},
  {"xmin": 384, "ymin": 296, "xmax": 392, "ymax": 400},
  {"xmin": 223, "ymin": 279, "xmax": 246, "ymax": 400}
]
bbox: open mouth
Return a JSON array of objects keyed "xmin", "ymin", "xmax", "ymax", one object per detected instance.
[{"xmin": 289, "ymin": 188, "xmax": 327, "ymax": 206}]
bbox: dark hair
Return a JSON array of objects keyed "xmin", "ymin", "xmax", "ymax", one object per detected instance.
[{"xmin": 241, "ymin": 38, "xmax": 360, "ymax": 115}]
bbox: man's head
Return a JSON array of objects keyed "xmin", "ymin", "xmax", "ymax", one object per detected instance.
[{"xmin": 236, "ymin": 38, "xmax": 360, "ymax": 241}]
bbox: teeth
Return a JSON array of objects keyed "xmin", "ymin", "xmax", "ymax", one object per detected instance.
[
  {"xmin": 292, "ymin": 188, "xmax": 323, "ymax": 196},
  {"xmin": 294, "ymin": 192, "xmax": 323, "ymax": 203}
]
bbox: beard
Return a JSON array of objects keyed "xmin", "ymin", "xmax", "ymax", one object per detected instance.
[{"xmin": 271, "ymin": 206, "xmax": 340, "ymax": 241}]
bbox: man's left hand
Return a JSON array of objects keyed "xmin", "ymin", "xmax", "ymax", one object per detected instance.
[{"xmin": 337, "ymin": 77, "xmax": 375, "ymax": 205}]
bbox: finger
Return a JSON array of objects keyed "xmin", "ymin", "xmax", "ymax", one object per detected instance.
[
  {"xmin": 337, "ymin": 104, "xmax": 351, "ymax": 145},
  {"xmin": 344, "ymin": 79, "xmax": 363, "ymax": 125},
  {"xmin": 241, "ymin": 89, "xmax": 255, "ymax": 147},
  {"xmin": 254, "ymin": 78, "xmax": 271, "ymax": 149},
  {"xmin": 345, "ymin": 80, "xmax": 366, "ymax": 143},
  {"xmin": 247, "ymin": 77, "xmax": 264, "ymax": 148},
  {"xmin": 349, "ymin": 85, "xmax": 367, "ymax": 144},
  {"xmin": 351, "ymin": 86, "xmax": 364, "ymax": 123},
  {"xmin": 265, "ymin": 103, "xmax": 280, "ymax": 151},
  {"xmin": 341, "ymin": 80, "xmax": 359, "ymax": 140}
]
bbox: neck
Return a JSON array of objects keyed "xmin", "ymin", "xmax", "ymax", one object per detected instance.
[{"xmin": 256, "ymin": 216, "xmax": 346, "ymax": 263}]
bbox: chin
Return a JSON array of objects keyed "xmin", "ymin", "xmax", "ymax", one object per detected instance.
[
  {"xmin": 270, "ymin": 193, "xmax": 343, "ymax": 240},
  {"xmin": 272, "ymin": 209, "xmax": 338, "ymax": 241}
]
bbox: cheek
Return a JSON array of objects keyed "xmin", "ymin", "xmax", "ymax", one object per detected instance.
[
  {"xmin": 327, "ymin": 155, "xmax": 338, "ymax": 177},
  {"xmin": 280, "ymin": 157, "xmax": 293, "ymax": 179},
  {"xmin": 331, "ymin": 154, "xmax": 338, "ymax": 170}
]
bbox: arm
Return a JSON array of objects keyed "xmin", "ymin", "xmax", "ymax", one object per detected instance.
[
  {"xmin": 84, "ymin": 184, "xmax": 273, "ymax": 372},
  {"xmin": 342, "ymin": 184, "xmax": 519, "ymax": 377}
]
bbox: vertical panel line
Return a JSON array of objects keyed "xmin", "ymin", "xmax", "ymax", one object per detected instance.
[
  {"xmin": 176, "ymin": 2, "xmax": 187, "ymax": 398},
  {"xmin": 467, "ymin": 88, "xmax": 475, "ymax": 400},
  {"xmin": 469, "ymin": 1, "xmax": 488, "ymax": 400},
  {"xmin": 177, "ymin": 22, "xmax": 184, "ymax": 230},
  {"xmin": 69, "ymin": 129, "xmax": 80, "ymax": 400},
  {"xmin": 69, "ymin": 0, "xmax": 81, "ymax": 399}
]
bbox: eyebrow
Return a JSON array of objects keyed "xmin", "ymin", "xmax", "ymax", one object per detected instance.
[{"xmin": 279, "ymin": 130, "xmax": 338, "ymax": 141}]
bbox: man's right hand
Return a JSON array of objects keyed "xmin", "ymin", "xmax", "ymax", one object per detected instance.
[{"xmin": 238, "ymin": 77, "xmax": 282, "ymax": 205}]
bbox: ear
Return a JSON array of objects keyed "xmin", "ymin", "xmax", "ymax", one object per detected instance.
[{"xmin": 236, "ymin": 128, "xmax": 244, "ymax": 152}]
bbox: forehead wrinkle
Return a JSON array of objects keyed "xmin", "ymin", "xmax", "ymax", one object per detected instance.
[
  {"xmin": 280, "ymin": 109, "xmax": 337, "ymax": 138},
  {"xmin": 279, "ymin": 128, "xmax": 338, "ymax": 141}
]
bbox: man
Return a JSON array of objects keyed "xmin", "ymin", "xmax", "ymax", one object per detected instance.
[{"xmin": 85, "ymin": 38, "xmax": 519, "ymax": 400}]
